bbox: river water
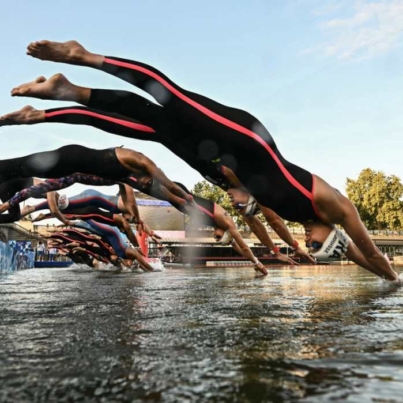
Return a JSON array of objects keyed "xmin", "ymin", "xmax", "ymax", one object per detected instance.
[{"xmin": 1, "ymin": 265, "xmax": 403, "ymax": 403}]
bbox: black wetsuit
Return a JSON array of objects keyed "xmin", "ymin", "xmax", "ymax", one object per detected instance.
[
  {"xmin": 168, "ymin": 183, "xmax": 217, "ymax": 228},
  {"xmin": 0, "ymin": 178, "xmax": 34, "ymax": 223},
  {"xmin": 0, "ymin": 145, "xmax": 134, "ymax": 185},
  {"xmin": 42, "ymin": 58, "xmax": 318, "ymax": 221}
]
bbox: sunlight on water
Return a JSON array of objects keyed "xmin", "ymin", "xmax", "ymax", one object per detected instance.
[{"xmin": 0, "ymin": 265, "xmax": 402, "ymax": 402}]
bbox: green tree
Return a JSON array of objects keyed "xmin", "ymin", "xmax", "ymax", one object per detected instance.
[
  {"xmin": 346, "ymin": 168, "xmax": 403, "ymax": 230},
  {"xmin": 191, "ymin": 180, "xmax": 242, "ymax": 223}
]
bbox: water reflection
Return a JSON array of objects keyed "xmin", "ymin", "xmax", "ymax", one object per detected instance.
[{"xmin": 0, "ymin": 265, "xmax": 402, "ymax": 402}]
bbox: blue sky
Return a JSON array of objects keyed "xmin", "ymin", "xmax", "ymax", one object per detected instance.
[{"xmin": 0, "ymin": 0, "xmax": 402, "ymax": 200}]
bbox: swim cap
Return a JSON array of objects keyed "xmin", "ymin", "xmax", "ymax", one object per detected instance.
[
  {"xmin": 218, "ymin": 230, "xmax": 233, "ymax": 246},
  {"xmin": 242, "ymin": 196, "xmax": 261, "ymax": 217},
  {"xmin": 58, "ymin": 194, "xmax": 69, "ymax": 210},
  {"xmin": 310, "ymin": 227, "xmax": 349, "ymax": 260}
]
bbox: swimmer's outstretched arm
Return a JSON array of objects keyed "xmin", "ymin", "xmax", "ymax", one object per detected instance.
[
  {"xmin": 46, "ymin": 191, "xmax": 73, "ymax": 226},
  {"xmin": 213, "ymin": 210, "xmax": 267, "ymax": 275},
  {"xmin": 113, "ymin": 214, "xmax": 140, "ymax": 248},
  {"xmin": 243, "ymin": 216, "xmax": 298, "ymax": 266},
  {"xmin": 259, "ymin": 206, "xmax": 315, "ymax": 264},
  {"xmin": 344, "ymin": 242, "xmax": 386, "ymax": 278},
  {"xmin": 338, "ymin": 199, "xmax": 398, "ymax": 281},
  {"xmin": 149, "ymin": 167, "xmax": 192, "ymax": 204},
  {"xmin": 125, "ymin": 247, "xmax": 154, "ymax": 272},
  {"xmin": 223, "ymin": 168, "xmax": 314, "ymax": 264},
  {"xmin": 118, "ymin": 184, "xmax": 142, "ymax": 226},
  {"xmin": 134, "ymin": 154, "xmax": 192, "ymax": 204}
]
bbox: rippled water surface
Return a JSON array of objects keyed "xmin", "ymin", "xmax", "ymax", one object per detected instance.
[{"xmin": 1, "ymin": 265, "xmax": 403, "ymax": 402}]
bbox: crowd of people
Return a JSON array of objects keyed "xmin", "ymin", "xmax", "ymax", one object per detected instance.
[
  {"xmin": 0, "ymin": 39, "xmax": 400, "ymax": 281},
  {"xmin": 35, "ymin": 241, "xmax": 60, "ymax": 262}
]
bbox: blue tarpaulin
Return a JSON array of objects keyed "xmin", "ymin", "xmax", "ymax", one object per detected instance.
[
  {"xmin": 136, "ymin": 200, "xmax": 172, "ymax": 206},
  {"xmin": 0, "ymin": 241, "xmax": 35, "ymax": 273}
]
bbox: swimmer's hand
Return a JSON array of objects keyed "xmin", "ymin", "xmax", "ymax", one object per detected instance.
[
  {"xmin": 134, "ymin": 247, "xmax": 146, "ymax": 257},
  {"xmin": 185, "ymin": 193, "xmax": 194, "ymax": 203},
  {"xmin": 150, "ymin": 230, "xmax": 162, "ymax": 244},
  {"xmin": 62, "ymin": 216, "xmax": 77, "ymax": 226},
  {"xmin": 135, "ymin": 219, "xmax": 145, "ymax": 235},
  {"xmin": 293, "ymin": 246, "xmax": 316, "ymax": 264},
  {"xmin": 274, "ymin": 252, "xmax": 299, "ymax": 266},
  {"xmin": 254, "ymin": 261, "xmax": 268, "ymax": 275},
  {"xmin": 178, "ymin": 190, "xmax": 196, "ymax": 206}
]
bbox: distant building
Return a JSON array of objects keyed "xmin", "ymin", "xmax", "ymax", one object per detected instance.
[{"xmin": 135, "ymin": 191, "xmax": 185, "ymax": 231}]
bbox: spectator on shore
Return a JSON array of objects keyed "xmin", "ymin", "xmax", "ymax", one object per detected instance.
[
  {"xmin": 36, "ymin": 241, "xmax": 45, "ymax": 261},
  {"xmin": 48, "ymin": 247, "xmax": 57, "ymax": 262}
]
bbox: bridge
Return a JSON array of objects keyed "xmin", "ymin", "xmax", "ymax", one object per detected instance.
[{"xmin": 0, "ymin": 223, "xmax": 43, "ymax": 243}]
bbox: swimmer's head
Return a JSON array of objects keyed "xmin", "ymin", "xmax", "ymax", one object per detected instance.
[
  {"xmin": 213, "ymin": 228, "xmax": 233, "ymax": 246},
  {"xmin": 305, "ymin": 223, "xmax": 349, "ymax": 260},
  {"xmin": 57, "ymin": 194, "xmax": 69, "ymax": 210},
  {"xmin": 227, "ymin": 188, "xmax": 261, "ymax": 216},
  {"xmin": 238, "ymin": 195, "xmax": 261, "ymax": 216}
]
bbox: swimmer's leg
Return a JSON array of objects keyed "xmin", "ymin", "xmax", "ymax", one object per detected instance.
[
  {"xmin": 22, "ymin": 41, "xmax": 265, "ymax": 194},
  {"xmin": 26, "ymin": 40, "xmax": 177, "ymax": 103},
  {"xmin": 26, "ymin": 40, "xmax": 223, "ymax": 113},
  {"xmin": 11, "ymin": 72, "xmax": 166, "ymax": 126},
  {"xmin": 1, "ymin": 72, "xmax": 166, "ymax": 141},
  {"xmin": 0, "ymin": 104, "xmax": 156, "ymax": 143},
  {"xmin": 0, "ymin": 104, "xmax": 159, "ymax": 146},
  {"xmin": 45, "ymin": 106, "xmax": 157, "ymax": 141}
]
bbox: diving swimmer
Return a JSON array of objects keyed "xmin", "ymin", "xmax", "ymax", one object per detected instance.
[{"xmin": 0, "ymin": 39, "xmax": 398, "ymax": 281}]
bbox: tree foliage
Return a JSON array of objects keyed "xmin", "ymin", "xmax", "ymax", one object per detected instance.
[
  {"xmin": 191, "ymin": 181, "xmax": 242, "ymax": 222},
  {"xmin": 346, "ymin": 168, "xmax": 403, "ymax": 230}
]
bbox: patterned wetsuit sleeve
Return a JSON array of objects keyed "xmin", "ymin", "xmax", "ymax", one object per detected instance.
[
  {"xmin": 8, "ymin": 174, "xmax": 118, "ymax": 207},
  {"xmin": 9, "ymin": 180, "xmax": 59, "ymax": 207}
]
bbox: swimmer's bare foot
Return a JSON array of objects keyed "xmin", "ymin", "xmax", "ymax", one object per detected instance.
[
  {"xmin": 31, "ymin": 213, "xmax": 47, "ymax": 222},
  {"xmin": 0, "ymin": 202, "xmax": 10, "ymax": 214},
  {"xmin": 27, "ymin": 40, "xmax": 103, "ymax": 67},
  {"xmin": 11, "ymin": 74, "xmax": 86, "ymax": 102},
  {"xmin": 21, "ymin": 205, "xmax": 35, "ymax": 217},
  {"xmin": 0, "ymin": 106, "xmax": 45, "ymax": 127}
]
